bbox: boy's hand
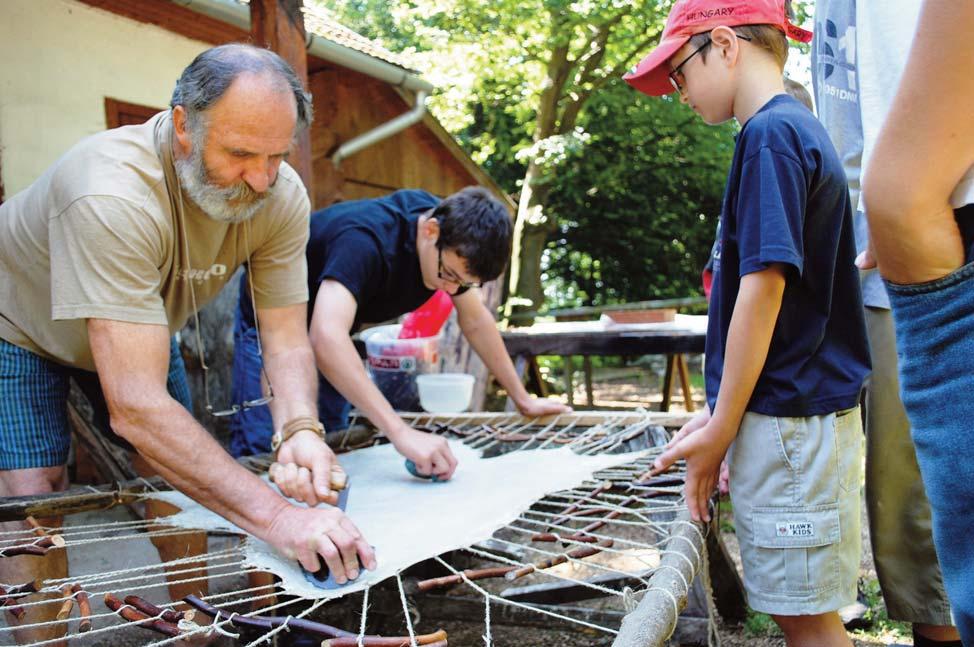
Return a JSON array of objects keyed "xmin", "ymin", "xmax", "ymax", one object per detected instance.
[
  {"xmin": 515, "ymin": 396, "xmax": 572, "ymax": 418},
  {"xmin": 653, "ymin": 410, "xmax": 734, "ymax": 523},
  {"xmin": 664, "ymin": 406, "xmax": 711, "ymax": 448},
  {"xmin": 389, "ymin": 424, "xmax": 458, "ymax": 481}
]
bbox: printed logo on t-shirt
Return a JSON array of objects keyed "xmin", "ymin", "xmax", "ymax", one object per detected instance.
[
  {"xmin": 775, "ymin": 521, "xmax": 814, "ymax": 538},
  {"xmin": 816, "ymin": 18, "xmax": 858, "ymax": 104},
  {"xmin": 176, "ymin": 263, "xmax": 228, "ymax": 284}
]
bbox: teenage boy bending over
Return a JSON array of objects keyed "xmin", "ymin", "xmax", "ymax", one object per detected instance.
[
  {"xmin": 231, "ymin": 188, "xmax": 569, "ymax": 483},
  {"xmin": 625, "ymin": 2, "xmax": 870, "ymax": 645}
]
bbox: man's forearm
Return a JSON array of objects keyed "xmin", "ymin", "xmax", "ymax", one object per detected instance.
[
  {"xmin": 710, "ymin": 270, "xmax": 785, "ymax": 434},
  {"xmin": 264, "ymin": 342, "xmax": 318, "ymax": 434},
  {"xmin": 113, "ymin": 400, "xmax": 290, "ymax": 542}
]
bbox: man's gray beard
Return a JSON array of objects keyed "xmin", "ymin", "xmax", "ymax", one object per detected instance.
[{"xmin": 174, "ymin": 133, "xmax": 269, "ymax": 224}]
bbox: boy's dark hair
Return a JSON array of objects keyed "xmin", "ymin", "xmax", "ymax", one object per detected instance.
[{"xmin": 433, "ymin": 187, "xmax": 513, "ymax": 282}]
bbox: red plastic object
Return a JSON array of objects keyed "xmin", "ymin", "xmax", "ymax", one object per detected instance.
[{"xmin": 399, "ymin": 290, "xmax": 454, "ymax": 339}]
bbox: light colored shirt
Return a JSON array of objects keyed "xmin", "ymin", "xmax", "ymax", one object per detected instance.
[{"xmin": 0, "ymin": 111, "xmax": 310, "ymax": 371}]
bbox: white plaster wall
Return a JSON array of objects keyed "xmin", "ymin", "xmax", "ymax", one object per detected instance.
[{"xmin": 0, "ymin": 0, "xmax": 210, "ymax": 196}]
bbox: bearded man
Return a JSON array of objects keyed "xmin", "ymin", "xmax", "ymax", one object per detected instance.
[{"xmin": 0, "ymin": 44, "xmax": 374, "ymax": 641}]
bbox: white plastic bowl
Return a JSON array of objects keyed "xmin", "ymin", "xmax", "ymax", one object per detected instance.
[{"xmin": 416, "ymin": 373, "xmax": 476, "ymax": 413}]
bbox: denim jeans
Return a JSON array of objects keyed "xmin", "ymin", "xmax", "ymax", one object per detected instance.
[
  {"xmin": 228, "ymin": 306, "xmax": 351, "ymax": 458},
  {"xmin": 886, "ymin": 259, "xmax": 974, "ymax": 643}
]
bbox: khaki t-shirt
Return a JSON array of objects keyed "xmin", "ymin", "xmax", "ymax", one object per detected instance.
[{"xmin": 0, "ymin": 111, "xmax": 310, "ymax": 371}]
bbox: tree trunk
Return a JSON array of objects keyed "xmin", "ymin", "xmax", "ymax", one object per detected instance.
[{"xmin": 507, "ymin": 159, "xmax": 557, "ymax": 322}]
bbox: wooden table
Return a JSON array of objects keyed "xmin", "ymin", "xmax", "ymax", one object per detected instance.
[{"xmin": 501, "ymin": 315, "xmax": 707, "ymax": 411}]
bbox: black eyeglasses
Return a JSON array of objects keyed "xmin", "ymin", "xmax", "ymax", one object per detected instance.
[
  {"xmin": 668, "ymin": 33, "xmax": 752, "ymax": 93},
  {"xmin": 437, "ymin": 248, "xmax": 482, "ymax": 289}
]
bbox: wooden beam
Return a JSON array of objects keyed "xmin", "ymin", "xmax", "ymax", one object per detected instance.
[
  {"xmin": 250, "ymin": 0, "xmax": 313, "ymax": 192},
  {"xmin": 78, "ymin": 0, "xmax": 248, "ymax": 46}
]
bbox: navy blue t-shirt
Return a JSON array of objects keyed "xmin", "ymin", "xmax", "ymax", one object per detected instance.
[
  {"xmin": 240, "ymin": 189, "xmax": 463, "ymax": 332},
  {"xmin": 705, "ymin": 94, "xmax": 870, "ymax": 417}
]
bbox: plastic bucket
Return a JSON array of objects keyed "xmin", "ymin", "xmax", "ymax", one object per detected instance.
[{"xmin": 360, "ymin": 324, "xmax": 440, "ymax": 411}]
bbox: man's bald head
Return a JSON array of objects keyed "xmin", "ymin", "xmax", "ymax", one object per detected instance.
[{"xmin": 171, "ymin": 43, "xmax": 313, "ymax": 133}]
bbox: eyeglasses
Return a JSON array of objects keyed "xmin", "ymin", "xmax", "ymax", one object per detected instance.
[
  {"xmin": 437, "ymin": 247, "xmax": 482, "ymax": 289},
  {"xmin": 668, "ymin": 33, "xmax": 752, "ymax": 93},
  {"xmin": 196, "ymin": 264, "xmax": 275, "ymax": 418},
  {"xmin": 174, "ymin": 156, "xmax": 274, "ymax": 417}
]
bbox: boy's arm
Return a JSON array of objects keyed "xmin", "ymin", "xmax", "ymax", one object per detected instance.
[
  {"xmin": 309, "ymin": 280, "xmax": 458, "ymax": 480},
  {"xmin": 453, "ymin": 290, "xmax": 571, "ymax": 417},
  {"xmin": 654, "ymin": 264, "xmax": 786, "ymax": 522}
]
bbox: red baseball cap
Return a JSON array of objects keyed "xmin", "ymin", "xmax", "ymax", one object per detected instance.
[{"xmin": 623, "ymin": 0, "xmax": 813, "ymax": 96}]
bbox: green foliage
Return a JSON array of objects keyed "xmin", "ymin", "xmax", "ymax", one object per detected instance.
[
  {"xmin": 853, "ymin": 578, "xmax": 911, "ymax": 641},
  {"xmin": 745, "ymin": 611, "xmax": 782, "ymax": 637},
  {"xmin": 543, "ymin": 79, "xmax": 736, "ymax": 307},
  {"xmin": 312, "ymin": 0, "xmax": 812, "ymax": 310}
]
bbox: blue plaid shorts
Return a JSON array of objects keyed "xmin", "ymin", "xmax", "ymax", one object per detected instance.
[{"xmin": 0, "ymin": 337, "xmax": 192, "ymax": 470}]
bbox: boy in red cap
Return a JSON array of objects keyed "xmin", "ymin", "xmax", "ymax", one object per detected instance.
[{"xmin": 627, "ymin": 2, "xmax": 871, "ymax": 645}]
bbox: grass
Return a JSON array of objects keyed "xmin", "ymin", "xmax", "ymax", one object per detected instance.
[
  {"xmin": 744, "ymin": 610, "xmax": 782, "ymax": 637},
  {"xmin": 851, "ymin": 578, "xmax": 911, "ymax": 643}
]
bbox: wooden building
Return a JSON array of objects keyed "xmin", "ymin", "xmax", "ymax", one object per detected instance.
[{"xmin": 0, "ymin": 0, "xmax": 510, "ymax": 440}]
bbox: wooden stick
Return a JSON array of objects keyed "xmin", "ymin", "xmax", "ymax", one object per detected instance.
[
  {"xmin": 1, "ymin": 580, "xmax": 41, "ymax": 621},
  {"xmin": 548, "ymin": 480, "xmax": 613, "ymax": 527},
  {"xmin": 416, "ymin": 566, "xmax": 517, "ymax": 592},
  {"xmin": 531, "ymin": 532, "xmax": 599, "ymax": 543},
  {"xmin": 184, "ymin": 594, "xmax": 355, "ymax": 639},
  {"xmin": 123, "ymin": 594, "xmax": 194, "ymax": 624},
  {"xmin": 323, "ymin": 629, "xmax": 448, "ymax": 646},
  {"xmin": 0, "ymin": 545, "xmax": 48, "ymax": 558},
  {"xmin": 5, "ymin": 604, "xmax": 26, "ymax": 620},
  {"xmin": 104, "ymin": 593, "xmax": 181, "ymax": 638},
  {"xmin": 506, "ymin": 539, "xmax": 614, "ymax": 581},
  {"xmin": 24, "ymin": 516, "xmax": 65, "ymax": 547},
  {"xmin": 0, "ymin": 579, "xmax": 41, "ymax": 600},
  {"xmin": 56, "ymin": 585, "xmax": 75, "ymax": 621},
  {"xmin": 73, "ymin": 586, "xmax": 92, "ymax": 633}
]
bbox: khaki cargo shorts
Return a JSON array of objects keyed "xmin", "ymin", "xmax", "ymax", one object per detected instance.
[{"xmin": 726, "ymin": 408, "xmax": 863, "ymax": 616}]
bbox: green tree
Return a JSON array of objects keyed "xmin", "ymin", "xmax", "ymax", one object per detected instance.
[
  {"xmin": 544, "ymin": 78, "xmax": 737, "ymax": 306},
  {"xmin": 316, "ymin": 0, "xmax": 675, "ymax": 315}
]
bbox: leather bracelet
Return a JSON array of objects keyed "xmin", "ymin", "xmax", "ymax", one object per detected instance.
[{"xmin": 271, "ymin": 416, "xmax": 326, "ymax": 453}]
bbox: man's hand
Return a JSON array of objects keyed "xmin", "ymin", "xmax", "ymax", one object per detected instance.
[
  {"xmin": 266, "ymin": 505, "xmax": 376, "ymax": 585},
  {"xmin": 271, "ymin": 431, "xmax": 344, "ymax": 506},
  {"xmin": 515, "ymin": 396, "xmax": 573, "ymax": 418},
  {"xmin": 652, "ymin": 406, "xmax": 734, "ymax": 523},
  {"xmin": 389, "ymin": 425, "xmax": 458, "ymax": 481}
]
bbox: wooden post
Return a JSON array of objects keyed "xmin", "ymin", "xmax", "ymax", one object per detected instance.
[
  {"xmin": 582, "ymin": 356, "xmax": 594, "ymax": 407},
  {"xmin": 676, "ymin": 353, "xmax": 695, "ymax": 413},
  {"xmin": 660, "ymin": 354, "xmax": 676, "ymax": 412},
  {"xmin": 250, "ymin": 0, "xmax": 313, "ymax": 193},
  {"xmin": 563, "ymin": 356, "xmax": 575, "ymax": 407}
]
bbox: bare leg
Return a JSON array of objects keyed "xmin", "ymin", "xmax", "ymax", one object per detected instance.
[
  {"xmin": 0, "ymin": 466, "xmax": 69, "ymax": 645},
  {"xmin": 773, "ymin": 612, "xmax": 853, "ymax": 647},
  {"xmin": 130, "ymin": 453, "xmax": 209, "ymax": 605},
  {"xmin": 915, "ymin": 623, "xmax": 962, "ymax": 643}
]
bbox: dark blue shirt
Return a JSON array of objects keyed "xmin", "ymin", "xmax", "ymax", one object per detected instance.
[
  {"xmin": 705, "ymin": 94, "xmax": 870, "ymax": 417},
  {"xmin": 240, "ymin": 190, "xmax": 461, "ymax": 332}
]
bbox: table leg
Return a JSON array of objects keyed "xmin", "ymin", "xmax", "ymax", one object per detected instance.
[
  {"xmin": 583, "ymin": 356, "xmax": 594, "ymax": 407},
  {"xmin": 563, "ymin": 356, "xmax": 575, "ymax": 407},
  {"xmin": 660, "ymin": 354, "xmax": 675, "ymax": 412},
  {"xmin": 676, "ymin": 354, "xmax": 695, "ymax": 412}
]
